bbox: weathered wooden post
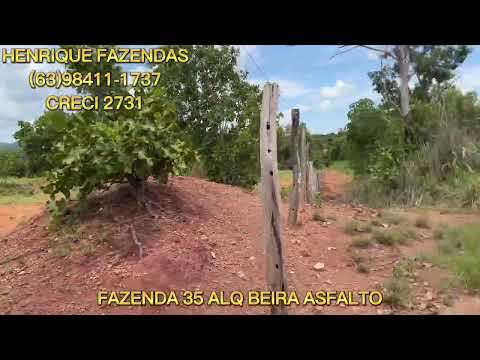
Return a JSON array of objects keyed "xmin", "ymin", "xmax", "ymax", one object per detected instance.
[
  {"xmin": 288, "ymin": 108, "xmax": 301, "ymax": 226},
  {"xmin": 308, "ymin": 161, "xmax": 316, "ymax": 202},
  {"xmin": 305, "ymin": 142, "xmax": 313, "ymax": 204},
  {"xmin": 299, "ymin": 125, "xmax": 307, "ymax": 205},
  {"xmin": 259, "ymin": 83, "xmax": 288, "ymax": 315}
]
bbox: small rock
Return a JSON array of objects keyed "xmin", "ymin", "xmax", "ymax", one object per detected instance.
[
  {"xmin": 377, "ymin": 309, "xmax": 390, "ymax": 315},
  {"xmin": 422, "ymin": 262, "xmax": 433, "ymax": 269},
  {"xmin": 382, "ymin": 224, "xmax": 389, "ymax": 228},
  {"xmin": 423, "ymin": 281, "xmax": 429, "ymax": 286},
  {"xmin": 313, "ymin": 262, "xmax": 325, "ymax": 271},
  {"xmin": 300, "ymin": 249, "xmax": 311, "ymax": 257},
  {"xmin": 18, "ymin": 271, "xmax": 25, "ymax": 275},
  {"xmin": 88, "ymin": 235, "xmax": 94, "ymax": 240},
  {"xmin": 237, "ymin": 271, "xmax": 247, "ymax": 280},
  {"xmin": 425, "ymin": 291, "xmax": 434, "ymax": 301},
  {"xmin": 231, "ymin": 241, "xmax": 237, "ymax": 245},
  {"xmin": 327, "ymin": 247, "xmax": 336, "ymax": 251},
  {"xmin": 326, "ymin": 221, "xmax": 332, "ymax": 225},
  {"xmin": 211, "ymin": 252, "xmax": 216, "ymax": 259},
  {"xmin": 200, "ymin": 235, "xmax": 208, "ymax": 241},
  {"xmin": 324, "ymin": 279, "xmax": 332, "ymax": 285},
  {"xmin": 248, "ymin": 256, "xmax": 255, "ymax": 261},
  {"xmin": 313, "ymin": 306, "xmax": 324, "ymax": 314},
  {"xmin": 289, "ymin": 270, "xmax": 295, "ymax": 274}
]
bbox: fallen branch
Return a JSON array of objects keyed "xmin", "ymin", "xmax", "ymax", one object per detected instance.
[
  {"xmin": 128, "ymin": 223, "xmax": 144, "ymax": 258},
  {"xmin": 371, "ymin": 258, "xmax": 401, "ymax": 271},
  {"xmin": 0, "ymin": 248, "xmax": 46, "ymax": 266}
]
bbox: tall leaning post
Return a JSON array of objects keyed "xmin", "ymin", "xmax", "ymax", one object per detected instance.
[
  {"xmin": 259, "ymin": 83, "xmax": 288, "ymax": 315},
  {"xmin": 287, "ymin": 108, "xmax": 301, "ymax": 226},
  {"xmin": 299, "ymin": 124, "xmax": 307, "ymax": 206},
  {"xmin": 305, "ymin": 142, "xmax": 313, "ymax": 204}
]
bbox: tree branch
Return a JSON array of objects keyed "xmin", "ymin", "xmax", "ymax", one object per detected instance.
[
  {"xmin": 332, "ymin": 45, "xmax": 395, "ymax": 60},
  {"xmin": 330, "ymin": 45, "xmax": 361, "ymax": 59}
]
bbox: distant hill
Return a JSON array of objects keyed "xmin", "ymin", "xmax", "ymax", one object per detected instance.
[{"xmin": 0, "ymin": 142, "xmax": 19, "ymax": 150}]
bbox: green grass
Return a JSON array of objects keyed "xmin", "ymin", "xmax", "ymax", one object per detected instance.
[
  {"xmin": 432, "ymin": 224, "xmax": 480, "ymax": 292},
  {"xmin": 312, "ymin": 212, "xmax": 324, "ymax": 222},
  {"xmin": 351, "ymin": 237, "xmax": 373, "ymax": 249},
  {"xmin": 357, "ymin": 263, "xmax": 369, "ymax": 274},
  {"xmin": 378, "ymin": 210, "xmax": 407, "ymax": 225},
  {"xmin": 382, "ymin": 259, "xmax": 415, "ymax": 307},
  {"xmin": 278, "ymin": 170, "xmax": 292, "ymax": 183},
  {"xmin": 328, "ymin": 161, "xmax": 354, "ymax": 176},
  {"xmin": 344, "ymin": 220, "xmax": 372, "ymax": 235},
  {"xmin": 372, "ymin": 228, "xmax": 417, "ymax": 246},
  {"xmin": 280, "ymin": 185, "xmax": 292, "ymax": 202},
  {"xmin": 0, "ymin": 177, "xmax": 48, "ymax": 204},
  {"xmin": 348, "ymin": 248, "xmax": 365, "ymax": 265}
]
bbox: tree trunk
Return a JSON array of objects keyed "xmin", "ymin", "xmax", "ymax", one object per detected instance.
[{"xmin": 397, "ymin": 45, "xmax": 411, "ymax": 122}]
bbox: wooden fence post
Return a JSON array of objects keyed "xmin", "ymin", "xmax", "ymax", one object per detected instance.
[
  {"xmin": 316, "ymin": 172, "xmax": 322, "ymax": 193},
  {"xmin": 299, "ymin": 125, "xmax": 307, "ymax": 205},
  {"xmin": 306, "ymin": 159, "xmax": 314, "ymax": 204},
  {"xmin": 288, "ymin": 108, "xmax": 301, "ymax": 226},
  {"xmin": 308, "ymin": 161, "xmax": 316, "ymax": 202},
  {"xmin": 305, "ymin": 143, "xmax": 313, "ymax": 204},
  {"xmin": 259, "ymin": 83, "xmax": 288, "ymax": 315}
]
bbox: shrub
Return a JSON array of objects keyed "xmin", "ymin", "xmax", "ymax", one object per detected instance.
[
  {"xmin": 42, "ymin": 88, "xmax": 196, "ymax": 218},
  {"xmin": 351, "ymin": 237, "xmax": 373, "ymax": 249},
  {"xmin": 415, "ymin": 216, "xmax": 431, "ymax": 229}
]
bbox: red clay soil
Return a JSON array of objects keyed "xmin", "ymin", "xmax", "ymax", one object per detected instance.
[
  {"xmin": 0, "ymin": 173, "xmax": 478, "ymax": 315},
  {"xmin": 0, "ymin": 204, "xmax": 44, "ymax": 237},
  {"xmin": 322, "ymin": 169, "xmax": 352, "ymax": 200}
]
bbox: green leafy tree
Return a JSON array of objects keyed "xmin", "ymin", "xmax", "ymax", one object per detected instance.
[
  {"xmin": 14, "ymin": 110, "xmax": 72, "ymax": 175},
  {"xmin": 368, "ymin": 46, "xmax": 472, "ymax": 108},
  {"xmin": 345, "ymin": 99, "xmax": 404, "ymax": 175},
  {"xmin": 20, "ymin": 45, "xmax": 196, "ymax": 217},
  {"xmin": 153, "ymin": 45, "xmax": 262, "ymax": 186},
  {"xmin": 43, "ymin": 88, "xmax": 196, "ymax": 209}
]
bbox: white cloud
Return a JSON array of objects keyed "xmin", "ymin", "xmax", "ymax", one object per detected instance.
[
  {"xmin": 318, "ymin": 99, "xmax": 332, "ymax": 111},
  {"xmin": 457, "ymin": 65, "xmax": 480, "ymax": 93},
  {"xmin": 366, "ymin": 51, "xmax": 380, "ymax": 60},
  {"xmin": 320, "ymin": 80, "xmax": 356, "ymax": 98},
  {"xmin": 235, "ymin": 45, "xmax": 262, "ymax": 70},
  {"xmin": 277, "ymin": 79, "xmax": 310, "ymax": 99}
]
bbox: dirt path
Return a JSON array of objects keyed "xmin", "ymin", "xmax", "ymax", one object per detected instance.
[
  {"xmin": 0, "ymin": 204, "xmax": 44, "ymax": 237},
  {"xmin": 322, "ymin": 169, "xmax": 352, "ymax": 200},
  {"xmin": 0, "ymin": 171, "xmax": 478, "ymax": 314}
]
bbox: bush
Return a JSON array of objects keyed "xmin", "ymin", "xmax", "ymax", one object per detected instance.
[
  {"xmin": 351, "ymin": 237, "xmax": 373, "ymax": 248},
  {"xmin": 42, "ymin": 88, "xmax": 196, "ymax": 215},
  {"xmin": 415, "ymin": 216, "xmax": 431, "ymax": 229},
  {"xmin": 0, "ymin": 150, "xmax": 29, "ymax": 177},
  {"xmin": 345, "ymin": 88, "xmax": 480, "ymax": 209},
  {"xmin": 434, "ymin": 224, "xmax": 480, "ymax": 291}
]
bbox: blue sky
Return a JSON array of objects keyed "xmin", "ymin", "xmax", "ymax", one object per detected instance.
[
  {"xmin": 240, "ymin": 45, "xmax": 480, "ymax": 134},
  {"xmin": 1, "ymin": 45, "xmax": 480, "ymax": 142}
]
